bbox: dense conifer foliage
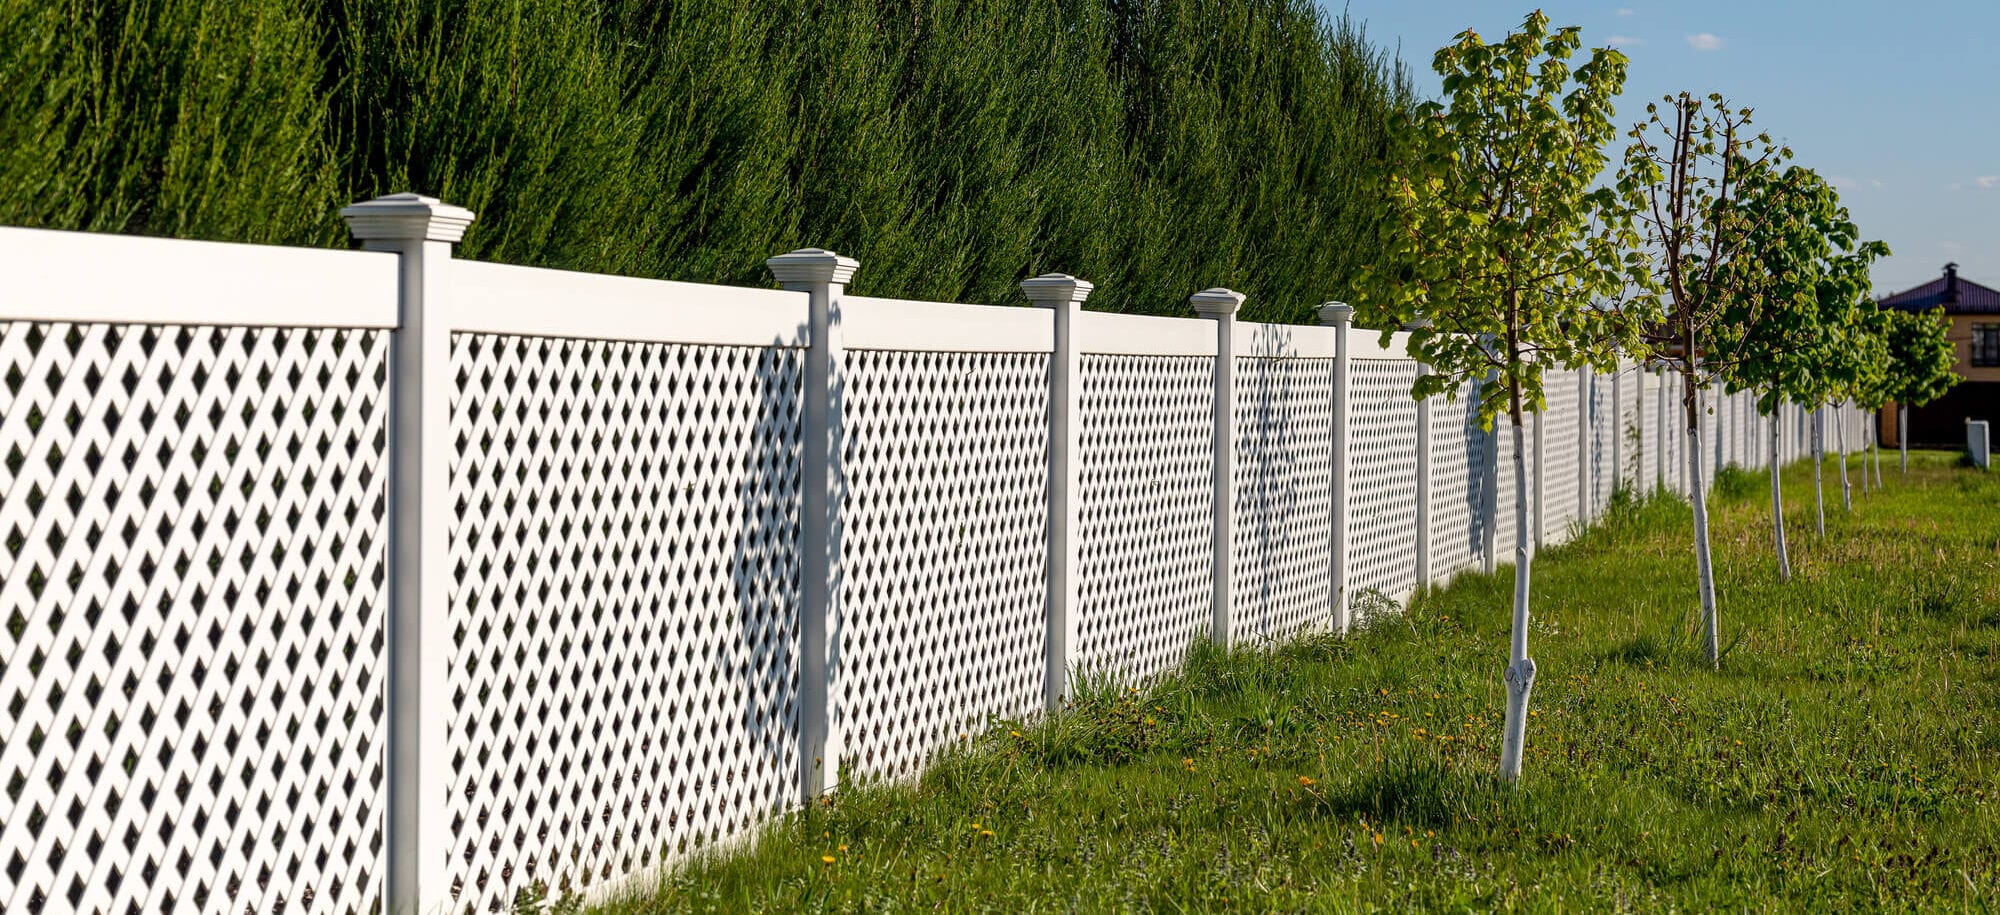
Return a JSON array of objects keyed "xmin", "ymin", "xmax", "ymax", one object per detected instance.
[{"xmin": 0, "ymin": 0, "xmax": 1411, "ymax": 320}]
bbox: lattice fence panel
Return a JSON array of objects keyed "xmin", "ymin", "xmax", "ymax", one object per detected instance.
[
  {"xmin": 1344, "ymin": 359, "xmax": 1420, "ymax": 603},
  {"xmin": 0, "ymin": 323, "xmax": 390, "ymax": 914},
  {"xmin": 446, "ymin": 335, "xmax": 803, "ymax": 912},
  {"xmin": 1491, "ymin": 412, "xmax": 1524, "ymax": 565},
  {"xmin": 1540, "ymin": 374, "xmax": 1581, "ymax": 544},
  {"xmin": 1589, "ymin": 371, "xmax": 1618, "ymax": 511},
  {"xmin": 1635, "ymin": 368, "xmax": 1663, "ymax": 494},
  {"xmin": 1231, "ymin": 357, "xmax": 1333, "ymax": 641},
  {"xmin": 839, "ymin": 350, "xmax": 1049, "ymax": 779},
  {"xmin": 1075, "ymin": 355, "xmax": 1214, "ymax": 684},
  {"xmin": 1427, "ymin": 378, "xmax": 1487, "ymax": 584}
]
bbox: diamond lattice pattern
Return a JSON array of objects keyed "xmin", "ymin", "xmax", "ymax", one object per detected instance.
[
  {"xmin": 446, "ymin": 335, "xmax": 802, "ymax": 911},
  {"xmin": 1232, "ymin": 357, "xmax": 1334, "ymax": 643},
  {"xmin": 1074, "ymin": 355, "xmax": 1214, "ymax": 684},
  {"xmin": 1540, "ymin": 375, "xmax": 1581, "ymax": 544},
  {"xmin": 1426, "ymin": 378, "xmax": 1489, "ymax": 583},
  {"xmin": 1346, "ymin": 359, "xmax": 1421, "ymax": 601},
  {"xmin": 838, "ymin": 350, "xmax": 1049, "ymax": 778},
  {"xmin": 0, "ymin": 322, "xmax": 389, "ymax": 914}
]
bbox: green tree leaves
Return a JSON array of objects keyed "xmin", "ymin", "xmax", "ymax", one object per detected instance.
[
  {"xmin": 1361, "ymin": 11, "xmax": 1643, "ymax": 429},
  {"xmin": 1882, "ymin": 307, "xmax": 1958, "ymax": 409}
]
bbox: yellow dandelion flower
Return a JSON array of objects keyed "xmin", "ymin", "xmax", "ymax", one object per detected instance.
[
  {"xmin": 981, "ymin": 830, "xmax": 995, "ymax": 838},
  {"xmin": 1298, "ymin": 775, "xmax": 1315, "ymax": 787},
  {"xmin": 822, "ymin": 855, "xmax": 836, "ymax": 864}
]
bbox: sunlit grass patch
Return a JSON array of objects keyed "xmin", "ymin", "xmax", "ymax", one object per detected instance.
[{"xmin": 595, "ymin": 452, "xmax": 1999, "ymax": 913}]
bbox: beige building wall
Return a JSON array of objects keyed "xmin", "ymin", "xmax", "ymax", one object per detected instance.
[{"xmin": 1947, "ymin": 314, "xmax": 2000, "ymax": 383}]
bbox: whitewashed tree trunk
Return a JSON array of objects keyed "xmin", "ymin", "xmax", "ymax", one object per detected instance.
[
  {"xmin": 1498, "ymin": 417, "xmax": 1536, "ymax": 784},
  {"xmin": 1769, "ymin": 404, "xmax": 1790, "ymax": 581},
  {"xmin": 1872, "ymin": 415, "xmax": 1884, "ymax": 488},
  {"xmin": 1813, "ymin": 408, "xmax": 1826, "ymax": 537},
  {"xmin": 1860, "ymin": 416, "xmax": 1872, "ymax": 495},
  {"xmin": 1687, "ymin": 386, "xmax": 1720, "ymax": 668},
  {"xmin": 1836, "ymin": 408, "xmax": 1853, "ymax": 511},
  {"xmin": 1899, "ymin": 405, "xmax": 1908, "ymax": 474}
]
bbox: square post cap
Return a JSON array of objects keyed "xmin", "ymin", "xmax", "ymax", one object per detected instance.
[
  {"xmin": 339, "ymin": 193, "xmax": 475, "ymax": 244},
  {"xmin": 1190, "ymin": 288, "xmax": 1246, "ymax": 318},
  {"xmin": 767, "ymin": 248, "xmax": 859, "ymax": 287},
  {"xmin": 1020, "ymin": 273, "xmax": 1094, "ymax": 308},
  {"xmin": 1318, "ymin": 302, "xmax": 1355, "ymax": 327}
]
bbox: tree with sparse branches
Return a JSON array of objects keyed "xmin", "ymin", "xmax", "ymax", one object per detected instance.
[
  {"xmin": 1615, "ymin": 94, "xmax": 1789, "ymax": 666},
  {"xmin": 1359, "ymin": 11, "xmax": 1643, "ymax": 784}
]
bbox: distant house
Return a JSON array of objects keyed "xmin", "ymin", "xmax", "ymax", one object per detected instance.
[{"xmin": 1877, "ymin": 263, "xmax": 2000, "ymax": 447}]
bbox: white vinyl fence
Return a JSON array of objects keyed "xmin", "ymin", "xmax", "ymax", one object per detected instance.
[{"xmin": 0, "ymin": 196, "xmax": 1868, "ymax": 913}]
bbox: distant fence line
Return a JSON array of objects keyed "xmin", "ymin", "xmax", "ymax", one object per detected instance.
[{"xmin": 0, "ymin": 195, "xmax": 1865, "ymax": 913}]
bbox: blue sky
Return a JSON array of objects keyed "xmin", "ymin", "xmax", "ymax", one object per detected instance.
[{"xmin": 1332, "ymin": 1, "xmax": 2000, "ymax": 296}]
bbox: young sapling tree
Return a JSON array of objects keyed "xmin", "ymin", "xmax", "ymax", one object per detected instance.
[
  {"xmin": 1881, "ymin": 306, "xmax": 1959, "ymax": 473},
  {"xmin": 1616, "ymin": 94, "xmax": 1783, "ymax": 663},
  {"xmin": 1712, "ymin": 162, "xmax": 1879, "ymax": 562},
  {"xmin": 1362, "ymin": 11, "xmax": 1642, "ymax": 783}
]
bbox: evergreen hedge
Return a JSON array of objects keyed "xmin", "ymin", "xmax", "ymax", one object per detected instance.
[{"xmin": 1, "ymin": 0, "xmax": 1410, "ymax": 321}]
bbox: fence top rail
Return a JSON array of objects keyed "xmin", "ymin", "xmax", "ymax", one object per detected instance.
[
  {"xmin": 1235, "ymin": 321, "xmax": 1340, "ymax": 359},
  {"xmin": 0, "ymin": 226, "xmax": 400, "ymax": 328},
  {"xmin": 842, "ymin": 295, "xmax": 1053, "ymax": 353},
  {"xmin": 1074, "ymin": 310, "xmax": 1215, "ymax": 357},
  {"xmin": 447, "ymin": 259, "xmax": 809, "ymax": 347}
]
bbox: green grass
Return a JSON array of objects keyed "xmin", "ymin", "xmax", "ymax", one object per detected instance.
[{"xmin": 598, "ymin": 451, "xmax": 2000, "ymax": 913}]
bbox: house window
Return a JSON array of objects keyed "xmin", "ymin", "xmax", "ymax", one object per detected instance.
[{"xmin": 1976, "ymin": 324, "xmax": 2000, "ymax": 367}]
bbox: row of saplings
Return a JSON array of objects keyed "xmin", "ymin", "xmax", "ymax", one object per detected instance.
[{"xmin": 1354, "ymin": 12, "xmax": 1961, "ymax": 783}]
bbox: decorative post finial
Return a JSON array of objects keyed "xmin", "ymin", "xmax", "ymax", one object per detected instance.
[
  {"xmin": 767, "ymin": 248, "xmax": 859, "ymax": 289},
  {"xmin": 339, "ymin": 192, "xmax": 476, "ymax": 248},
  {"xmin": 1021, "ymin": 273, "xmax": 1094, "ymax": 309},
  {"xmin": 1191, "ymin": 287, "xmax": 1246, "ymax": 318},
  {"xmin": 1318, "ymin": 302, "xmax": 1354, "ymax": 327}
]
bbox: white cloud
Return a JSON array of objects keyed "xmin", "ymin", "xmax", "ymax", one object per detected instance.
[
  {"xmin": 1617, "ymin": 7, "xmax": 1636, "ymax": 15},
  {"xmin": 1685, "ymin": 33, "xmax": 1725, "ymax": 51},
  {"xmin": 1976, "ymin": 176, "xmax": 2000, "ymax": 190},
  {"xmin": 1606, "ymin": 35, "xmax": 1646, "ymax": 47}
]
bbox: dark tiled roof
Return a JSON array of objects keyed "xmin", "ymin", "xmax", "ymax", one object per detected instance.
[{"xmin": 1879, "ymin": 273, "xmax": 2000, "ymax": 314}]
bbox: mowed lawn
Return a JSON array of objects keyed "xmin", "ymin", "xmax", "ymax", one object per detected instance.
[{"xmin": 600, "ymin": 451, "xmax": 2000, "ymax": 913}]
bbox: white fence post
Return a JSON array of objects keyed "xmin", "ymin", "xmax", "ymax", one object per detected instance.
[
  {"xmin": 1577, "ymin": 368, "xmax": 1593, "ymax": 523},
  {"xmin": 1192, "ymin": 288, "xmax": 1244, "ymax": 647},
  {"xmin": 1320, "ymin": 303, "xmax": 1353, "ymax": 631},
  {"xmin": 1023, "ymin": 274, "xmax": 1093, "ymax": 710},
  {"xmin": 341, "ymin": 193, "xmax": 474, "ymax": 915},
  {"xmin": 768, "ymin": 248, "xmax": 858, "ymax": 801}
]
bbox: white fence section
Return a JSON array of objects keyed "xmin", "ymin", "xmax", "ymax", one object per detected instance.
[{"xmin": 0, "ymin": 205, "xmax": 1872, "ymax": 913}]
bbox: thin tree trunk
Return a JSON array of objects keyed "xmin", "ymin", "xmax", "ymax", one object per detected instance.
[
  {"xmin": 1860, "ymin": 416, "xmax": 1872, "ymax": 495},
  {"xmin": 1813, "ymin": 408, "xmax": 1826, "ymax": 537},
  {"xmin": 1498, "ymin": 414, "xmax": 1536, "ymax": 784},
  {"xmin": 1899, "ymin": 405, "xmax": 1908, "ymax": 474},
  {"xmin": 1770, "ymin": 403, "xmax": 1790, "ymax": 581},
  {"xmin": 1872, "ymin": 415, "xmax": 1884, "ymax": 488},
  {"xmin": 1836, "ymin": 408, "xmax": 1853, "ymax": 511},
  {"xmin": 1686, "ymin": 380, "xmax": 1720, "ymax": 667}
]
